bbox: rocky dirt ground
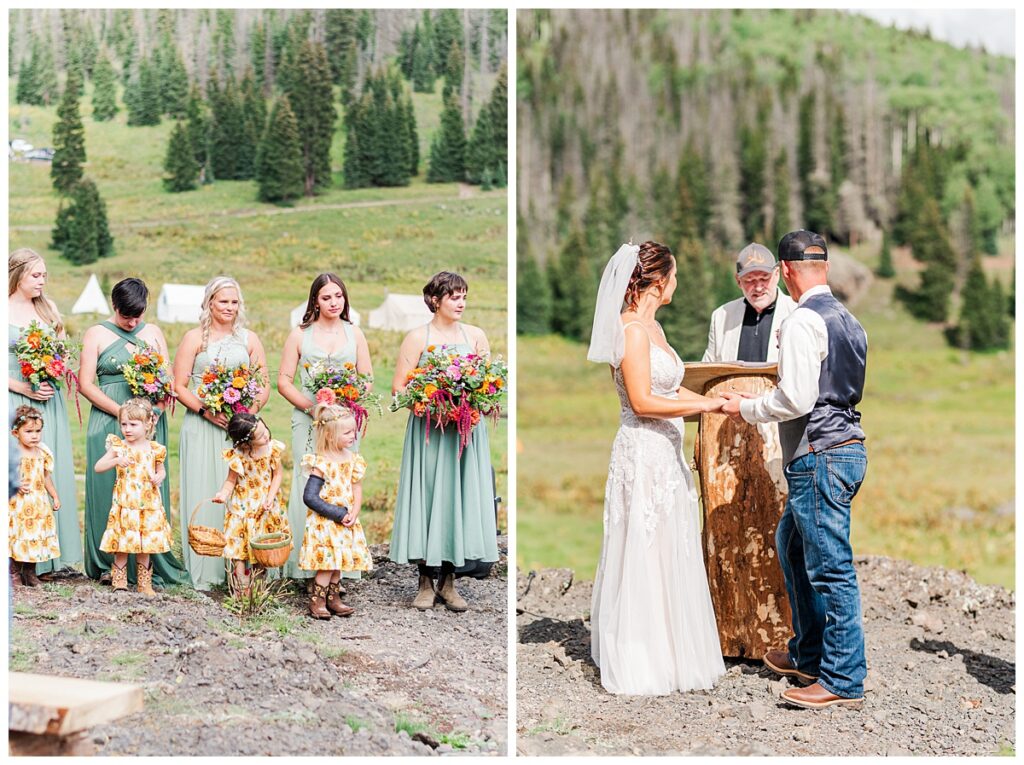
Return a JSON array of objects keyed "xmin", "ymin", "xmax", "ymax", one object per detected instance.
[
  {"xmin": 10, "ymin": 539, "xmax": 508, "ymax": 756},
  {"xmin": 517, "ymin": 556, "xmax": 1014, "ymax": 756}
]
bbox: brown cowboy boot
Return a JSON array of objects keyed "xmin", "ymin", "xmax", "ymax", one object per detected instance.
[
  {"xmin": 325, "ymin": 581, "xmax": 355, "ymax": 617},
  {"xmin": 436, "ymin": 573, "xmax": 467, "ymax": 612},
  {"xmin": 111, "ymin": 561, "xmax": 129, "ymax": 591},
  {"xmin": 20, "ymin": 562, "xmax": 41, "ymax": 587},
  {"xmin": 136, "ymin": 561, "xmax": 156, "ymax": 597},
  {"xmin": 412, "ymin": 574, "xmax": 437, "ymax": 611},
  {"xmin": 10, "ymin": 559, "xmax": 22, "ymax": 589},
  {"xmin": 307, "ymin": 582, "xmax": 331, "ymax": 620}
]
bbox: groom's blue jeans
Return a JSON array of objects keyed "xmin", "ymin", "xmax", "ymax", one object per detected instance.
[{"xmin": 777, "ymin": 443, "xmax": 867, "ymax": 698}]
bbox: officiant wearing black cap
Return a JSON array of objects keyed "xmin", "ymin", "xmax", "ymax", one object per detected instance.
[{"xmin": 722, "ymin": 229, "xmax": 869, "ymax": 710}]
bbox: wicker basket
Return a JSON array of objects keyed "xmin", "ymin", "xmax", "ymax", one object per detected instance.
[
  {"xmin": 188, "ymin": 500, "xmax": 227, "ymax": 557},
  {"xmin": 250, "ymin": 531, "xmax": 293, "ymax": 568}
]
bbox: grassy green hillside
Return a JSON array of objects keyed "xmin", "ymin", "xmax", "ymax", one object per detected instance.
[
  {"xmin": 9, "ymin": 78, "xmax": 509, "ymax": 555},
  {"xmin": 517, "ymin": 241, "xmax": 1014, "ymax": 589}
]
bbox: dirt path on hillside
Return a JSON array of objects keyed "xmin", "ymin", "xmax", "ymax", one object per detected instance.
[{"xmin": 11, "ymin": 539, "xmax": 508, "ymax": 756}]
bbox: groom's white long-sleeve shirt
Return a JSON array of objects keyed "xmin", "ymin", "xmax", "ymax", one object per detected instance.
[{"xmin": 739, "ymin": 284, "xmax": 840, "ymax": 424}]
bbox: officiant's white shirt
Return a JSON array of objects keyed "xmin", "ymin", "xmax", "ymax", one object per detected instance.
[
  {"xmin": 701, "ymin": 289, "xmax": 796, "ymax": 363},
  {"xmin": 740, "ymin": 285, "xmax": 860, "ymax": 425}
]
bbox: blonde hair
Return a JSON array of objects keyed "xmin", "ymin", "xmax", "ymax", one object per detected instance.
[
  {"xmin": 119, "ymin": 397, "xmax": 157, "ymax": 438},
  {"xmin": 311, "ymin": 403, "xmax": 357, "ymax": 454},
  {"xmin": 9, "ymin": 249, "xmax": 64, "ymax": 335},
  {"xmin": 198, "ymin": 276, "xmax": 247, "ymax": 352}
]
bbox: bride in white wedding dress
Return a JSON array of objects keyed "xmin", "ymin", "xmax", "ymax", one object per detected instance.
[{"xmin": 587, "ymin": 241, "xmax": 727, "ymax": 695}]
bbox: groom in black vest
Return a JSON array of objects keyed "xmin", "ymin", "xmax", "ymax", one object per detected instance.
[{"xmin": 722, "ymin": 230, "xmax": 868, "ymax": 709}]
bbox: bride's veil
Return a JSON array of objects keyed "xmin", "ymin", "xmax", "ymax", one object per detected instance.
[{"xmin": 587, "ymin": 243, "xmax": 640, "ymax": 368}]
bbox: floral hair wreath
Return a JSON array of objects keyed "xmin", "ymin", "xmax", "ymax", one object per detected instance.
[
  {"xmin": 233, "ymin": 418, "xmax": 262, "ymax": 447},
  {"xmin": 313, "ymin": 409, "xmax": 351, "ymax": 428},
  {"xmin": 12, "ymin": 411, "xmax": 40, "ymax": 430}
]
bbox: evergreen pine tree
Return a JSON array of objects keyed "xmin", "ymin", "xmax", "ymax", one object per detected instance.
[
  {"xmin": 399, "ymin": 28, "xmax": 416, "ymax": 80},
  {"xmin": 209, "ymin": 75, "xmax": 244, "ymax": 180},
  {"xmin": 411, "ymin": 16, "xmax": 436, "ymax": 93},
  {"xmin": 256, "ymin": 96, "xmax": 305, "ymax": 203},
  {"xmin": 51, "ymin": 72, "xmax": 87, "ymax": 195},
  {"xmin": 53, "ymin": 178, "xmax": 113, "ymax": 265},
  {"xmin": 517, "ymin": 247, "xmax": 552, "ymax": 335},
  {"xmin": 444, "ymin": 41, "xmax": 464, "ymax": 97},
  {"xmin": 325, "ymin": 9, "xmax": 359, "ymax": 105},
  {"xmin": 433, "ymin": 9, "xmax": 464, "ymax": 69},
  {"xmin": 342, "ymin": 97, "xmax": 369, "ymax": 189},
  {"xmin": 36, "ymin": 38, "xmax": 60, "ymax": 105},
  {"xmin": 250, "ymin": 21, "xmax": 267, "ymax": 91},
  {"xmin": 898, "ymin": 198, "xmax": 956, "ymax": 322},
  {"xmin": 185, "ymin": 84, "xmax": 212, "ymax": 183},
  {"xmin": 465, "ymin": 106, "xmax": 497, "ymax": 184},
  {"xmin": 876, "ymin": 229, "xmax": 895, "ymax": 278},
  {"xmin": 163, "ymin": 121, "xmax": 200, "ymax": 192},
  {"xmin": 739, "ymin": 119, "xmax": 767, "ymax": 241},
  {"xmin": 15, "ymin": 53, "xmax": 42, "ymax": 105},
  {"xmin": 126, "ymin": 58, "xmax": 161, "ymax": 126},
  {"xmin": 238, "ymin": 68, "xmax": 266, "ymax": 180},
  {"xmin": 49, "ymin": 202, "xmax": 73, "ymax": 253},
  {"xmin": 281, "ymin": 40, "xmax": 336, "ymax": 194},
  {"xmin": 772, "ymin": 149, "xmax": 791, "ymax": 249},
  {"xmin": 548, "ymin": 227, "xmax": 597, "ymax": 342},
  {"xmin": 403, "ymin": 93, "xmax": 420, "ymax": 177},
  {"xmin": 487, "ymin": 64, "xmax": 508, "ymax": 170},
  {"xmin": 91, "ymin": 51, "xmax": 119, "ymax": 121},
  {"xmin": 426, "ymin": 93, "xmax": 466, "ymax": 183},
  {"xmin": 955, "ymin": 254, "xmax": 997, "ymax": 350},
  {"xmin": 989, "ymin": 278, "xmax": 1010, "ymax": 347},
  {"xmin": 160, "ymin": 49, "xmax": 190, "ymax": 118}
]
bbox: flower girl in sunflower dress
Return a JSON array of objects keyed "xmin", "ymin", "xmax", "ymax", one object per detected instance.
[
  {"xmin": 300, "ymin": 403, "xmax": 372, "ymax": 619},
  {"xmin": 8, "ymin": 405, "xmax": 61, "ymax": 587},
  {"xmin": 212, "ymin": 413, "xmax": 287, "ymax": 593},
  {"xmin": 95, "ymin": 398, "xmax": 174, "ymax": 595}
]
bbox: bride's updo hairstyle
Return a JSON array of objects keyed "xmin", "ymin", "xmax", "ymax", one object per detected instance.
[{"xmin": 623, "ymin": 241, "xmax": 674, "ymax": 309}]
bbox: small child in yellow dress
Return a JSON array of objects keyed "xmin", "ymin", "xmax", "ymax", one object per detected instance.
[
  {"xmin": 95, "ymin": 398, "xmax": 174, "ymax": 596},
  {"xmin": 212, "ymin": 413, "xmax": 287, "ymax": 593},
  {"xmin": 300, "ymin": 402, "xmax": 372, "ymax": 619},
  {"xmin": 8, "ymin": 405, "xmax": 61, "ymax": 588}
]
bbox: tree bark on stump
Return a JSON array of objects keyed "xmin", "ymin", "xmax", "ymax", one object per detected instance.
[{"xmin": 697, "ymin": 373, "xmax": 794, "ymax": 658}]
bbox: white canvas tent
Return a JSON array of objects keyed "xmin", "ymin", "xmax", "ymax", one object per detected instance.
[
  {"xmin": 289, "ymin": 303, "xmax": 361, "ymax": 328},
  {"xmin": 71, "ymin": 274, "xmax": 109, "ymax": 315},
  {"xmin": 368, "ymin": 293, "xmax": 432, "ymax": 333},
  {"xmin": 157, "ymin": 283, "xmax": 205, "ymax": 324}
]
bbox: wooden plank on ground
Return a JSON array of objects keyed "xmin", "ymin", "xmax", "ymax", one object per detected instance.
[{"xmin": 9, "ymin": 672, "xmax": 143, "ymax": 736}]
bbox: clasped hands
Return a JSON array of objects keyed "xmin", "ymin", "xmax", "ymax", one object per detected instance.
[{"xmin": 704, "ymin": 390, "xmax": 757, "ymax": 423}]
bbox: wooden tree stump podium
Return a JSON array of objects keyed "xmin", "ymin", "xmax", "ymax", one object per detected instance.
[{"xmin": 683, "ymin": 362, "xmax": 794, "ymax": 658}]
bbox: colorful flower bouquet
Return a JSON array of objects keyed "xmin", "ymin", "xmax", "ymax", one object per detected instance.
[
  {"xmin": 196, "ymin": 362, "xmax": 267, "ymax": 418},
  {"xmin": 13, "ymin": 321, "xmax": 79, "ymax": 392},
  {"xmin": 120, "ymin": 342, "xmax": 176, "ymax": 411},
  {"xmin": 303, "ymin": 359, "xmax": 383, "ymax": 434},
  {"xmin": 390, "ymin": 344, "xmax": 508, "ymax": 456},
  {"xmin": 12, "ymin": 320, "xmax": 83, "ymax": 420}
]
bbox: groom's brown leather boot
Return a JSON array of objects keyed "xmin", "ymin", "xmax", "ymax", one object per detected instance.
[
  {"xmin": 781, "ymin": 682, "xmax": 863, "ymax": 709},
  {"xmin": 763, "ymin": 649, "xmax": 818, "ymax": 683}
]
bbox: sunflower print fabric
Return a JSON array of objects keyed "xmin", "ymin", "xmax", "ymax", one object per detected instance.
[
  {"xmin": 298, "ymin": 453, "xmax": 372, "ymax": 572},
  {"xmin": 221, "ymin": 439, "xmax": 287, "ymax": 563},
  {"xmin": 8, "ymin": 445, "xmax": 61, "ymax": 563},
  {"xmin": 99, "ymin": 435, "xmax": 173, "ymax": 554}
]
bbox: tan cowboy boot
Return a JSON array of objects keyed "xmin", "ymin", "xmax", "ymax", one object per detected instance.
[
  {"xmin": 111, "ymin": 561, "xmax": 129, "ymax": 591},
  {"xmin": 325, "ymin": 581, "xmax": 355, "ymax": 617},
  {"xmin": 412, "ymin": 574, "xmax": 437, "ymax": 611},
  {"xmin": 307, "ymin": 582, "xmax": 331, "ymax": 619},
  {"xmin": 136, "ymin": 561, "xmax": 156, "ymax": 597},
  {"xmin": 436, "ymin": 573, "xmax": 467, "ymax": 612}
]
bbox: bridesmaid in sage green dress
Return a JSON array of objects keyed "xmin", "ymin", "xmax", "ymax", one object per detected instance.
[
  {"xmin": 78, "ymin": 278, "xmax": 188, "ymax": 588},
  {"xmin": 277, "ymin": 273, "xmax": 372, "ymax": 581},
  {"xmin": 172, "ymin": 276, "xmax": 270, "ymax": 590},
  {"xmin": 7, "ymin": 249, "xmax": 83, "ymax": 578},
  {"xmin": 390, "ymin": 272, "xmax": 499, "ymax": 613}
]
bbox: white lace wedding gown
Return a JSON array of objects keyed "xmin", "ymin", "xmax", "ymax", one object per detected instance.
[{"xmin": 591, "ymin": 330, "xmax": 726, "ymax": 695}]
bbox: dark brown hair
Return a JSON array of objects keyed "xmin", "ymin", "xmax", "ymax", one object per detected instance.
[
  {"xmin": 299, "ymin": 273, "xmax": 351, "ymax": 328},
  {"xmin": 422, "ymin": 271, "xmax": 469, "ymax": 313},
  {"xmin": 623, "ymin": 241, "xmax": 674, "ymax": 309}
]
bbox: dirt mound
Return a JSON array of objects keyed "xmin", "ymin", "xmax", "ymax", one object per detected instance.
[
  {"xmin": 516, "ymin": 556, "xmax": 1014, "ymax": 756},
  {"xmin": 11, "ymin": 540, "xmax": 508, "ymax": 756}
]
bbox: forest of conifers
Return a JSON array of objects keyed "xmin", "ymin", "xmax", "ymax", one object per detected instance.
[{"xmin": 516, "ymin": 9, "xmax": 1014, "ymax": 355}]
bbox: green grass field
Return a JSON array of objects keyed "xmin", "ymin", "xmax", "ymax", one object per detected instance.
[
  {"xmin": 517, "ymin": 245, "xmax": 1015, "ymax": 589},
  {"xmin": 9, "ymin": 77, "xmax": 509, "ymax": 554}
]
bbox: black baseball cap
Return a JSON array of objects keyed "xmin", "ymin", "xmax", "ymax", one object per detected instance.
[{"xmin": 778, "ymin": 230, "xmax": 828, "ymax": 261}]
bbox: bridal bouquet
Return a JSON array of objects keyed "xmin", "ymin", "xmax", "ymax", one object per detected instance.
[
  {"xmin": 303, "ymin": 359, "xmax": 382, "ymax": 434},
  {"xmin": 390, "ymin": 345, "xmax": 507, "ymax": 456},
  {"xmin": 196, "ymin": 362, "xmax": 267, "ymax": 417},
  {"xmin": 120, "ymin": 343, "xmax": 176, "ymax": 410}
]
